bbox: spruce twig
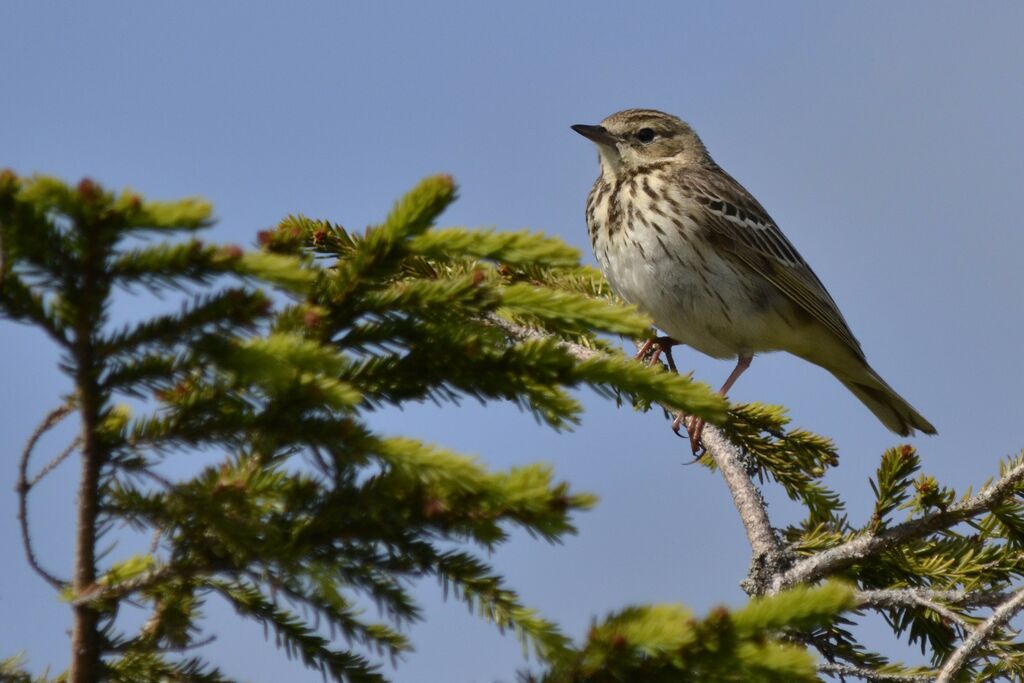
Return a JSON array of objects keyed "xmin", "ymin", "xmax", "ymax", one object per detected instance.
[{"xmin": 776, "ymin": 459, "xmax": 1024, "ymax": 592}]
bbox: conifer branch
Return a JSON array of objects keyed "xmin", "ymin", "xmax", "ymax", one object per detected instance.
[
  {"xmin": 71, "ymin": 561, "xmax": 231, "ymax": 607},
  {"xmin": 936, "ymin": 587, "xmax": 1024, "ymax": 682},
  {"xmin": 10, "ymin": 172, "xmax": 1024, "ymax": 681},
  {"xmin": 488, "ymin": 310, "xmax": 1024, "ymax": 675},
  {"xmin": 776, "ymin": 459, "xmax": 1024, "ymax": 592},
  {"xmin": 491, "ymin": 315, "xmax": 786, "ymax": 583}
]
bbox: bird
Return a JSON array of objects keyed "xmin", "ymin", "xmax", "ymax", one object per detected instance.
[{"xmin": 571, "ymin": 108, "xmax": 935, "ymax": 450}]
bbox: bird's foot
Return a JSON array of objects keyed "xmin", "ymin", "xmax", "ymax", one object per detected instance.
[
  {"xmin": 671, "ymin": 412, "xmax": 706, "ymax": 455},
  {"xmin": 635, "ymin": 338, "xmax": 656, "ymax": 362},
  {"xmin": 688, "ymin": 417, "xmax": 707, "ymax": 455},
  {"xmin": 635, "ymin": 336, "xmax": 679, "ymax": 373}
]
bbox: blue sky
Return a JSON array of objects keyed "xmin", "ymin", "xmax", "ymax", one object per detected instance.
[{"xmin": 1, "ymin": 2, "xmax": 1023, "ymax": 681}]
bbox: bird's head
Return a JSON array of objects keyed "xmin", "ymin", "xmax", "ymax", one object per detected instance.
[{"xmin": 572, "ymin": 109, "xmax": 709, "ymax": 179}]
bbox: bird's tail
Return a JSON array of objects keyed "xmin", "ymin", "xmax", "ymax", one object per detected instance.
[{"xmin": 837, "ymin": 366, "xmax": 936, "ymax": 437}]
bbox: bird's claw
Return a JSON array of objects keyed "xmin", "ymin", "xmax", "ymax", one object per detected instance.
[
  {"xmin": 688, "ymin": 418, "xmax": 706, "ymax": 456},
  {"xmin": 671, "ymin": 411, "xmax": 705, "ymax": 455},
  {"xmin": 636, "ymin": 336, "xmax": 679, "ymax": 373}
]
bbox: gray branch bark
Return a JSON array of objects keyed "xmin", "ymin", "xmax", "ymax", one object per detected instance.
[
  {"xmin": 818, "ymin": 662, "xmax": 933, "ymax": 682},
  {"xmin": 857, "ymin": 587, "xmax": 1011, "ymax": 610},
  {"xmin": 936, "ymin": 587, "xmax": 1024, "ymax": 682}
]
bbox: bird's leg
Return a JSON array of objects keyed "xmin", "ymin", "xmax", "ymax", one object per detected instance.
[
  {"xmin": 636, "ymin": 337, "xmax": 697, "ymax": 441},
  {"xmin": 660, "ymin": 338, "xmax": 679, "ymax": 374},
  {"xmin": 718, "ymin": 353, "xmax": 753, "ymax": 395},
  {"xmin": 679, "ymin": 354, "xmax": 753, "ymax": 454},
  {"xmin": 637, "ymin": 336, "xmax": 721, "ymax": 452},
  {"xmin": 644, "ymin": 338, "xmax": 688, "ymax": 428}
]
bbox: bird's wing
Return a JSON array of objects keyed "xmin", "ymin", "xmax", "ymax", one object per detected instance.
[{"xmin": 678, "ymin": 166, "xmax": 864, "ymax": 358}]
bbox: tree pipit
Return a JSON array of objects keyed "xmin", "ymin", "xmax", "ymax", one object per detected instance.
[{"xmin": 573, "ymin": 109, "xmax": 935, "ymax": 452}]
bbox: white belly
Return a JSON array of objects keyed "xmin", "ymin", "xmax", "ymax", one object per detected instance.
[{"xmin": 592, "ymin": 207, "xmax": 796, "ymax": 360}]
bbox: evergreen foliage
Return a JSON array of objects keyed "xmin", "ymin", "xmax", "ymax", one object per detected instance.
[
  {"xmin": 4, "ymin": 170, "xmax": 1024, "ymax": 682},
  {"xmin": 0, "ymin": 172, "xmax": 721, "ymax": 681},
  {"xmin": 536, "ymin": 582, "xmax": 856, "ymax": 683}
]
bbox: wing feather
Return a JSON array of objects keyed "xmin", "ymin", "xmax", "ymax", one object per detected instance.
[{"xmin": 678, "ymin": 166, "xmax": 865, "ymax": 359}]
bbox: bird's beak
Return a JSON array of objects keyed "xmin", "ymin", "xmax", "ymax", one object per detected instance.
[{"xmin": 571, "ymin": 124, "xmax": 619, "ymax": 147}]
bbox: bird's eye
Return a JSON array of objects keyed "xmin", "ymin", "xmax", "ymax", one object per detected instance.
[{"xmin": 636, "ymin": 128, "xmax": 656, "ymax": 143}]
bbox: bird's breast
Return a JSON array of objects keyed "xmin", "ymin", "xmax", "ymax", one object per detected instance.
[{"xmin": 586, "ymin": 176, "xmax": 791, "ymax": 358}]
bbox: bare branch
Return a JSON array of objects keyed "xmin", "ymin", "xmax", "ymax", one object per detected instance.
[
  {"xmin": 936, "ymin": 587, "xmax": 1024, "ymax": 682},
  {"xmin": 912, "ymin": 597, "xmax": 972, "ymax": 632},
  {"xmin": 17, "ymin": 404, "xmax": 76, "ymax": 589},
  {"xmin": 629, "ymin": 336, "xmax": 786, "ymax": 588},
  {"xmin": 700, "ymin": 424, "xmax": 785, "ymax": 572},
  {"xmin": 855, "ymin": 587, "xmax": 1014, "ymax": 633},
  {"xmin": 775, "ymin": 460, "xmax": 1024, "ymax": 592},
  {"xmin": 29, "ymin": 436, "xmax": 81, "ymax": 488},
  {"xmin": 857, "ymin": 588, "xmax": 1013, "ymax": 610},
  {"xmin": 484, "ymin": 314, "xmax": 601, "ymax": 361},
  {"xmin": 819, "ymin": 662, "xmax": 933, "ymax": 682}
]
